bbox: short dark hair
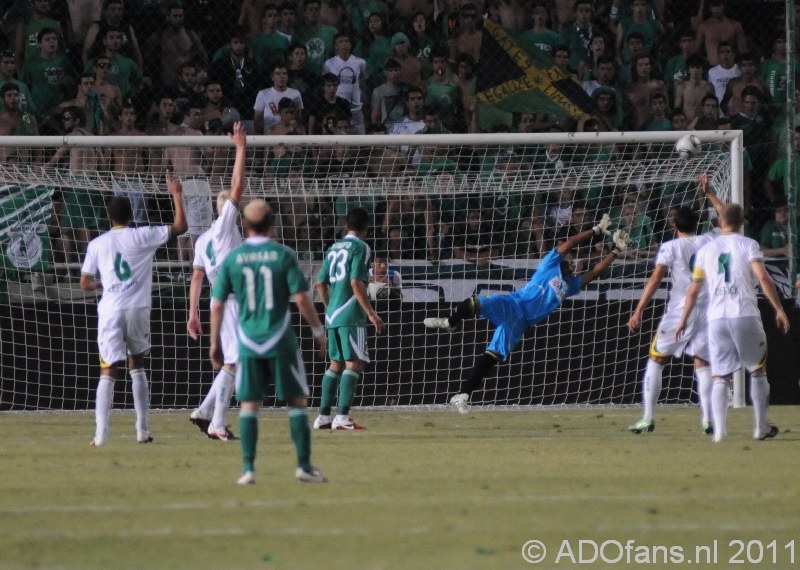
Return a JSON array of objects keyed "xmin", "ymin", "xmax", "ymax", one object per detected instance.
[
  {"xmin": 0, "ymin": 83, "xmax": 20, "ymax": 97},
  {"xmin": 37, "ymin": 27, "xmax": 58, "ymax": 43},
  {"xmin": 107, "ymin": 196, "xmax": 133, "ymax": 225},
  {"xmin": 720, "ymin": 203, "xmax": 744, "ymax": 229},
  {"xmin": 321, "ymin": 72, "xmax": 338, "ymax": 84},
  {"xmin": 384, "ymin": 58, "xmax": 400, "ymax": 70},
  {"xmin": 741, "ymin": 85, "xmax": 763, "ymax": 101},
  {"xmin": 287, "ymin": 41, "xmax": 306, "ymax": 54},
  {"xmin": 686, "ymin": 54, "xmax": 704, "ymax": 69},
  {"xmin": 673, "ymin": 206, "xmax": 699, "ymax": 233},
  {"xmin": 347, "ymin": 208, "xmax": 370, "ymax": 232}
]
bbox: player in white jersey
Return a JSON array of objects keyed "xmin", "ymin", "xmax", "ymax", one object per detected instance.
[
  {"xmin": 627, "ymin": 177, "xmax": 724, "ymax": 435},
  {"xmin": 80, "ymin": 172, "xmax": 187, "ymax": 446},
  {"xmin": 186, "ymin": 122, "xmax": 247, "ymax": 441},
  {"xmin": 323, "ymin": 33, "xmax": 368, "ymax": 133},
  {"xmin": 677, "ymin": 203, "xmax": 790, "ymax": 443}
]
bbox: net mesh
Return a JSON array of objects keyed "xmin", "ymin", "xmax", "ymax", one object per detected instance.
[{"xmin": 0, "ymin": 132, "xmax": 735, "ymax": 410}]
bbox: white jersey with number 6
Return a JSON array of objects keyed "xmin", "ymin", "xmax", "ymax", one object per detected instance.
[
  {"xmin": 656, "ymin": 231, "xmax": 718, "ymax": 317},
  {"xmin": 692, "ymin": 233, "xmax": 763, "ymax": 321},
  {"xmin": 81, "ymin": 225, "xmax": 171, "ymax": 316}
]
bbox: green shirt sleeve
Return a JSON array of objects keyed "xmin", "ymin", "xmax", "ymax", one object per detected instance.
[{"xmin": 286, "ymin": 251, "xmax": 309, "ymax": 295}]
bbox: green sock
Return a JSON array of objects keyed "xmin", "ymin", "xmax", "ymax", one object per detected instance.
[
  {"xmin": 239, "ymin": 410, "xmax": 258, "ymax": 473},
  {"xmin": 320, "ymin": 370, "xmax": 340, "ymax": 416},
  {"xmin": 338, "ymin": 369, "xmax": 361, "ymax": 416},
  {"xmin": 289, "ymin": 407, "xmax": 312, "ymax": 471}
]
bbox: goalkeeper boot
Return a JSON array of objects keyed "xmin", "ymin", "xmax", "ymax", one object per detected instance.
[
  {"xmin": 313, "ymin": 415, "xmax": 333, "ymax": 430},
  {"xmin": 628, "ymin": 418, "xmax": 655, "ymax": 434},
  {"xmin": 332, "ymin": 416, "xmax": 366, "ymax": 430},
  {"xmin": 90, "ymin": 430, "xmax": 108, "ymax": 447},
  {"xmin": 295, "ymin": 467, "xmax": 328, "ymax": 483},
  {"xmin": 423, "ymin": 317, "xmax": 458, "ymax": 332},
  {"xmin": 189, "ymin": 409, "xmax": 211, "ymax": 434},
  {"xmin": 753, "ymin": 424, "xmax": 779, "ymax": 441},
  {"xmin": 237, "ymin": 471, "xmax": 256, "ymax": 485},
  {"xmin": 450, "ymin": 393, "xmax": 470, "ymax": 414},
  {"xmin": 702, "ymin": 421, "xmax": 714, "ymax": 436}
]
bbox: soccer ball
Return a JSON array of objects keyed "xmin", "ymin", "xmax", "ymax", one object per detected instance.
[{"xmin": 675, "ymin": 134, "xmax": 701, "ymax": 159}]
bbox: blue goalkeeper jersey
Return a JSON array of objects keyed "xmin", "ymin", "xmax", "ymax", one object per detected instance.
[{"xmin": 515, "ymin": 248, "xmax": 582, "ymax": 324}]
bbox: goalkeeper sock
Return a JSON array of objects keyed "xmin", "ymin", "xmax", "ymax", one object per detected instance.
[
  {"xmin": 210, "ymin": 367, "xmax": 235, "ymax": 430},
  {"xmin": 711, "ymin": 380, "xmax": 729, "ymax": 440},
  {"xmin": 338, "ymin": 369, "xmax": 361, "ymax": 416},
  {"xmin": 239, "ymin": 409, "xmax": 258, "ymax": 473},
  {"xmin": 319, "ymin": 369, "xmax": 341, "ymax": 416},
  {"xmin": 130, "ymin": 369, "xmax": 150, "ymax": 432},
  {"xmin": 448, "ymin": 296, "xmax": 477, "ymax": 327},
  {"xmin": 641, "ymin": 360, "xmax": 664, "ymax": 422},
  {"xmin": 289, "ymin": 407, "xmax": 312, "ymax": 472},
  {"xmin": 459, "ymin": 351, "xmax": 500, "ymax": 396},
  {"xmin": 749, "ymin": 374, "xmax": 770, "ymax": 433},
  {"xmin": 695, "ymin": 366, "xmax": 713, "ymax": 425},
  {"xmin": 95, "ymin": 375, "xmax": 114, "ymax": 436}
]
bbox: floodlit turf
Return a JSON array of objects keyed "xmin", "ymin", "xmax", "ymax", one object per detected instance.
[{"xmin": 1, "ymin": 407, "xmax": 798, "ymax": 569}]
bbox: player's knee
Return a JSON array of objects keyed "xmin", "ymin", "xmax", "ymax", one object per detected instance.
[
  {"xmin": 751, "ymin": 366, "xmax": 767, "ymax": 377},
  {"xmin": 649, "ymin": 355, "xmax": 668, "ymax": 366},
  {"xmin": 287, "ymin": 396, "xmax": 307, "ymax": 407},
  {"xmin": 713, "ymin": 375, "xmax": 732, "ymax": 384},
  {"xmin": 345, "ymin": 360, "xmax": 365, "ymax": 373},
  {"xmin": 329, "ymin": 361, "xmax": 345, "ymax": 374}
]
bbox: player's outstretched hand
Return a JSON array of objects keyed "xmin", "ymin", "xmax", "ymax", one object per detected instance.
[
  {"xmin": 696, "ymin": 173, "xmax": 708, "ymax": 195},
  {"xmin": 612, "ymin": 229, "xmax": 630, "ymax": 254},
  {"xmin": 166, "ymin": 170, "xmax": 182, "ymax": 195},
  {"xmin": 776, "ymin": 310, "xmax": 790, "ymax": 334},
  {"xmin": 209, "ymin": 343, "xmax": 223, "ymax": 370},
  {"xmin": 593, "ymin": 213, "xmax": 612, "ymax": 236},
  {"xmin": 230, "ymin": 121, "xmax": 246, "ymax": 147},
  {"xmin": 187, "ymin": 316, "xmax": 203, "ymax": 340},
  {"xmin": 370, "ymin": 312, "xmax": 385, "ymax": 335}
]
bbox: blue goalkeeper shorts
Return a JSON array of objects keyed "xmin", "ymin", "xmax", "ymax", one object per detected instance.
[{"xmin": 478, "ymin": 294, "xmax": 530, "ymax": 361}]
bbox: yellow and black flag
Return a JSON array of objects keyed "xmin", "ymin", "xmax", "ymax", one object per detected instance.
[{"xmin": 475, "ymin": 19, "xmax": 591, "ymax": 126}]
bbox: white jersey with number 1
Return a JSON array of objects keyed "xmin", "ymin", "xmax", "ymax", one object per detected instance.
[
  {"xmin": 692, "ymin": 233, "xmax": 763, "ymax": 321},
  {"xmin": 81, "ymin": 225, "xmax": 171, "ymax": 317}
]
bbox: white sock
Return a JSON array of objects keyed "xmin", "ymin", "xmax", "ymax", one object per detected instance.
[
  {"xmin": 642, "ymin": 360, "xmax": 664, "ymax": 422},
  {"xmin": 711, "ymin": 380, "xmax": 729, "ymax": 439},
  {"xmin": 210, "ymin": 367, "xmax": 235, "ymax": 430},
  {"xmin": 695, "ymin": 367, "xmax": 713, "ymax": 424},
  {"xmin": 749, "ymin": 374, "xmax": 770, "ymax": 433},
  {"xmin": 95, "ymin": 375, "xmax": 114, "ymax": 436},
  {"xmin": 130, "ymin": 369, "xmax": 150, "ymax": 433},
  {"xmin": 197, "ymin": 382, "xmax": 217, "ymax": 419}
]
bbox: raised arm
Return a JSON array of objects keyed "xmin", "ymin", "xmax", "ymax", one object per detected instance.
[
  {"xmin": 556, "ymin": 213, "xmax": 612, "ymax": 255},
  {"xmin": 581, "ymin": 229, "xmax": 629, "ymax": 286},
  {"xmin": 696, "ymin": 174, "xmax": 724, "ymax": 219},
  {"xmin": 752, "ymin": 260, "xmax": 790, "ymax": 333},
  {"xmin": 166, "ymin": 171, "xmax": 188, "ymax": 238},
  {"xmin": 627, "ymin": 264, "xmax": 668, "ymax": 330},
  {"xmin": 229, "ymin": 122, "xmax": 246, "ymax": 203}
]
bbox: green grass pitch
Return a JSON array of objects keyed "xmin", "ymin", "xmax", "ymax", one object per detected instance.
[{"xmin": 1, "ymin": 407, "xmax": 798, "ymax": 569}]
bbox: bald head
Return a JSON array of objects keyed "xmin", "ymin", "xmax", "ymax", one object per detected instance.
[
  {"xmin": 243, "ymin": 198, "xmax": 273, "ymax": 234},
  {"xmin": 719, "ymin": 203, "xmax": 744, "ymax": 231}
]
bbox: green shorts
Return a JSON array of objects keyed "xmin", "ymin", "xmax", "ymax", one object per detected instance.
[
  {"xmin": 328, "ymin": 325, "xmax": 370, "ymax": 363},
  {"xmin": 236, "ymin": 348, "xmax": 309, "ymax": 403}
]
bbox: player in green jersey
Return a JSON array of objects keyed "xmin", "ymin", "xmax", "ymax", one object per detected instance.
[
  {"xmin": 313, "ymin": 208, "xmax": 384, "ymax": 430},
  {"xmin": 210, "ymin": 199, "xmax": 328, "ymax": 484}
]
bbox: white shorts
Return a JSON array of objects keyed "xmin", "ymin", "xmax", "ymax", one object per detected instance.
[
  {"xmin": 221, "ymin": 297, "xmax": 239, "ymax": 365},
  {"xmin": 652, "ymin": 309, "xmax": 709, "ymax": 361},
  {"xmin": 97, "ymin": 307, "xmax": 151, "ymax": 366},
  {"xmin": 708, "ymin": 317, "xmax": 767, "ymax": 377}
]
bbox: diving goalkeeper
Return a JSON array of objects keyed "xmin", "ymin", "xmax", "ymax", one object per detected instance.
[{"xmin": 424, "ymin": 214, "xmax": 629, "ymax": 413}]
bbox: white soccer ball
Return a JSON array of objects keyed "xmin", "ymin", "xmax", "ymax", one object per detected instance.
[
  {"xmin": 367, "ymin": 282, "xmax": 386, "ymax": 301},
  {"xmin": 675, "ymin": 134, "xmax": 701, "ymax": 159}
]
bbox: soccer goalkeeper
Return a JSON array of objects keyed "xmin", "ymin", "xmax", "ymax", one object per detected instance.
[{"xmin": 424, "ymin": 214, "xmax": 630, "ymax": 413}]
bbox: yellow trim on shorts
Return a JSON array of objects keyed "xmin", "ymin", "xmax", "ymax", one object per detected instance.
[
  {"xmin": 756, "ymin": 350, "xmax": 768, "ymax": 370},
  {"xmin": 649, "ymin": 333, "xmax": 669, "ymax": 358}
]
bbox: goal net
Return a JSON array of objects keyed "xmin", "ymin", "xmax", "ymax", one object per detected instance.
[{"xmin": 0, "ymin": 131, "xmax": 740, "ymax": 411}]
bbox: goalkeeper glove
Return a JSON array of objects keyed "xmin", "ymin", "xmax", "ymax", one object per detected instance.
[
  {"xmin": 612, "ymin": 230, "xmax": 630, "ymax": 255},
  {"xmin": 592, "ymin": 213, "xmax": 612, "ymax": 236}
]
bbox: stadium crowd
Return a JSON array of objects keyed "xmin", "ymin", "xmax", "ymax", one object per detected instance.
[{"xmin": 0, "ymin": 0, "xmax": 796, "ymax": 265}]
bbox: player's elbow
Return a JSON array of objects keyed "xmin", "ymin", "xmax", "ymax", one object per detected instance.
[{"xmin": 79, "ymin": 275, "xmax": 94, "ymax": 291}]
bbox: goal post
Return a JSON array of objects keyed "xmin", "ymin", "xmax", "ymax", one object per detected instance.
[{"xmin": 0, "ymin": 130, "xmax": 743, "ymax": 411}]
